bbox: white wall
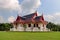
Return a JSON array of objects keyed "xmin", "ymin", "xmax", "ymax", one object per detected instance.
[
  {"xmin": 10, "ymin": 23, "xmax": 48, "ymax": 31},
  {"xmin": 33, "ymin": 27, "xmax": 40, "ymax": 31},
  {"xmin": 17, "ymin": 24, "xmax": 24, "ymax": 31},
  {"xmin": 10, "ymin": 24, "xmax": 17, "ymax": 31},
  {"xmin": 38, "ymin": 23, "xmax": 44, "ymax": 31},
  {"xmin": 43, "ymin": 25, "xmax": 47, "ymax": 31}
]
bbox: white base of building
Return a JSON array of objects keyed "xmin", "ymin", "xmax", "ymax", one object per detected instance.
[
  {"xmin": 10, "ymin": 27, "xmax": 49, "ymax": 31},
  {"xmin": 10, "ymin": 23, "xmax": 50, "ymax": 31}
]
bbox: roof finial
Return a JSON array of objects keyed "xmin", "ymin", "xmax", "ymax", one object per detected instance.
[
  {"xmin": 17, "ymin": 12, "xmax": 20, "ymax": 16},
  {"xmin": 35, "ymin": 10, "xmax": 37, "ymax": 13},
  {"xmin": 42, "ymin": 13, "xmax": 43, "ymax": 16},
  {"xmin": 34, "ymin": 10, "xmax": 38, "ymax": 16},
  {"xmin": 41, "ymin": 12, "xmax": 44, "ymax": 20}
]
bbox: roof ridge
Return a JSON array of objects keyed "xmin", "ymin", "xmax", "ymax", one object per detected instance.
[{"xmin": 23, "ymin": 13, "xmax": 35, "ymax": 17}]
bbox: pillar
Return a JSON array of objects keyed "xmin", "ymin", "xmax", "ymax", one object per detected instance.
[
  {"xmin": 39, "ymin": 23, "xmax": 44, "ymax": 31},
  {"xmin": 26, "ymin": 24, "xmax": 32, "ymax": 31},
  {"xmin": 17, "ymin": 24, "xmax": 24, "ymax": 31},
  {"xmin": 31, "ymin": 23, "xmax": 34, "ymax": 31},
  {"xmin": 12, "ymin": 24, "xmax": 17, "ymax": 31},
  {"xmin": 33, "ymin": 24, "xmax": 40, "ymax": 31},
  {"xmin": 43, "ymin": 24, "xmax": 47, "ymax": 31}
]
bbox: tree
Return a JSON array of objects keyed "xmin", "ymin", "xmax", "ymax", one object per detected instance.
[
  {"xmin": 46, "ymin": 22, "xmax": 54, "ymax": 31},
  {"xmin": 23, "ymin": 24, "xmax": 27, "ymax": 31},
  {"xmin": 0, "ymin": 23, "xmax": 13, "ymax": 31},
  {"xmin": 46, "ymin": 22, "xmax": 60, "ymax": 31}
]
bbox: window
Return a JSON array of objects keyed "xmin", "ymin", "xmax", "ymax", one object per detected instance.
[
  {"xmin": 34, "ymin": 24, "xmax": 38, "ymax": 27},
  {"xmin": 36, "ymin": 24, "xmax": 38, "ymax": 27},
  {"xmin": 34, "ymin": 24, "xmax": 35, "ymax": 27},
  {"xmin": 28, "ymin": 24, "xmax": 31, "ymax": 27}
]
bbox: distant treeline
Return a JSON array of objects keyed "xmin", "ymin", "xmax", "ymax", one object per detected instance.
[
  {"xmin": 0, "ymin": 22, "xmax": 60, "ymax": 31},
  {"xmin": 46, "ymin": 22, "xmax": 60, "ymax": 31},
  {"xmin": 0, "ymin": 23, "xmax": 13, "ymax": 31}
]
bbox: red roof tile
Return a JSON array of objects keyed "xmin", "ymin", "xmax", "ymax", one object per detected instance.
[{"xmin": 13, "ymin": 12, "xmax": 47, "ymax": 25}]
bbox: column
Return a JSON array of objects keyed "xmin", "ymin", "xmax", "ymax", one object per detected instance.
[
  {"xmin": 17, "ymin": 24, "xmax": 24, "ymax": 31},
  {"xmin": 13, "ymin": 24, "xmax": 17, "ymax": 31},
  {"xmin": 31, "ymin": 23, "xmax": 34, "ymax": 31},
  {"xmin": 43, "ymin": 25, "xmax": 47, "ymax": 31},
  {"xmin": 26, "ymin": 24, "xmax": 32, "ymax": 31},
  {"xmin": 33, "ymin": 24, "xmax": 40, "ymax": 31},
  {"xmin": 39, "ymin": 23, "xmax": 44, "ymax": 31}
]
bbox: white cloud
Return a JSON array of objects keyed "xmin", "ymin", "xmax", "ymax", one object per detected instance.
[
  {"xmin": 0, "ymin": 16, "xmax": 4, "ymax": 23},
  {"xmin": 0, "ymin": 0, "xmax": 41, "ymax": 15},
  {"xmin": 8, "ymin": 16, "xmax": 15, "ymax": 23},
  {"xmin": 54, "ymin": 12, "xmax": 60, "ymax": 17},
  {"xmin": 0, "ymin": 0, "xmax": 41, "ymax": 23},
  {"xmin": 44, "ymin": 15, "xmax": 54, "ymax": 21},
  {"xmin": 0, "ymin": 0, "xmax": 21, "ymax": 23},
  {"xmin": 44, "ymin": 12, "xmax": 60, "ymax": 24},
  {"xmin": 20, "ymin": 0, "xmax": 41, "ymax": 16},
  {"xmin": 0, "ymin": 0, "xmax": 21, "ymax": 10}
]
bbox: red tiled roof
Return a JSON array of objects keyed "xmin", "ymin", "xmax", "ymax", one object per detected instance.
[{"xmin": 13, "ymin": 12, "xmax": 47, "ymax": 25}]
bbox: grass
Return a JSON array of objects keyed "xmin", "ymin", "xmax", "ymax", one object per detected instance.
[{"xmin": 0, "ymin": 31, "xmax": 60, "ymax": 40}]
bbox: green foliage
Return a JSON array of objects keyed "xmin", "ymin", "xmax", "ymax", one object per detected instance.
[
  {"xmin": 23, "ymin": 24, "xmax": 26, "ymax": 28},
  {"xmin": 0, "ymin": 23, "xmax": 13, "ymax": 31},
  {"xmin": 46, "ymin": 22, "xmax": 60, "ymax": 31},
  {"xmin": 23, "ymin": 24, "xmax": 27, "ymax": 31}
]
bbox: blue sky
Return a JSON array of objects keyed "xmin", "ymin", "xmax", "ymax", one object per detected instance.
[
  {"xmin": 0, "ymin": 0, "xmax": 60, "ymax": 24},
  {"xmin": 38, "ymin": 0, "xmax": 60, "ymax": 14}
]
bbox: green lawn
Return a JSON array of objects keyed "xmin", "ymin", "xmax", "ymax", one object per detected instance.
[{"xmin": 0, "ymin": 31, "xmax": 60, "ymax": 40}]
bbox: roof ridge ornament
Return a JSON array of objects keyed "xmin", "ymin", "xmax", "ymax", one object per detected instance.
[
  {"xmin": 34, "ymin": 11, "xmax": 38, "ymax": 16},
  {"xmin": 41, "ymin": 13, "xmax": 44, "ymax": 21},
  {"xmin": 35, "ymin": 11, "xmax": 37, "ymax": 13}
]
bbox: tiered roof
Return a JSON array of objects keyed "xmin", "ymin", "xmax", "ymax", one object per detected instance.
[{"xmin": 13, "ymin": 12, "xmax": 47, "ymax": 25}]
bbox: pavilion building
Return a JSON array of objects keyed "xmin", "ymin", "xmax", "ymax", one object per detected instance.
[{"xmin": 10, "ymin": 11, "xmax": 48, "ymax": 31}]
